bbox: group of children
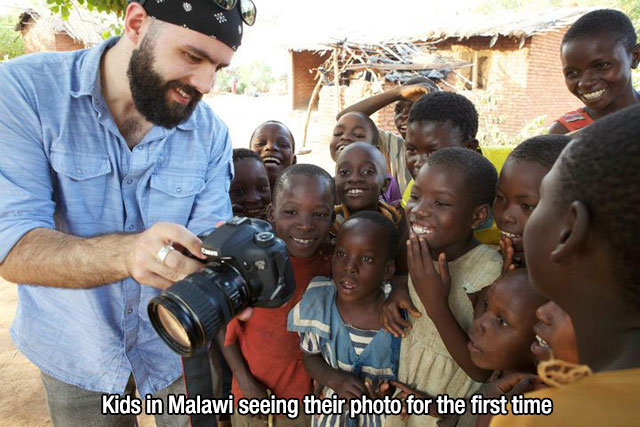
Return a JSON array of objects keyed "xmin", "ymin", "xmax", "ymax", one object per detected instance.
[{"xmin": 220, "ymin": 9, "xmax": 640, "ymax": 427}]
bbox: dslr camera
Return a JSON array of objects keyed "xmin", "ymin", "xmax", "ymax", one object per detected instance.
[{"xmin": 148, "ymin": 217, "xmax": 295, "ymax": 356}]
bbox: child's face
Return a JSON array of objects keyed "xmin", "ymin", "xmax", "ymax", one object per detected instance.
[
  {"xmin": 561, "ymin": 37, "xmax": 639, "ymax": 113},
  {"xmin": 405, "ymin": 120, "xmax": 467, "ymax": 179},
  {"xmin": 531, "ymin": 301, "xmax": 579, "ymax": 364},
  {"xmin": 332, "ymin": 220, "xmax": 394, "ymax": 304},
  {"xmin": 267, "ymin": 175, "xmax": 333, "ymax": 259},
  {"xmin": 494, "ymin": 159, "xmax": 549, "ymax": 254},
  {"xmin": 394, "ymin": 100, "xmax": 413, "ymax": 138},
  {"xmin": 468, "ymin": 273, "xmax": 541, "ymax": 371},
  {"xmin": 335, "ymin": 144, "xmax": 388, "ymax": 213},
  {"xmin": 330, "ymin": 113, "xmax": 376, "ymax": 162},
  {"xmin": 250, "ymin": 124, "xmax": 296, "ymax": 186},
  {"xmin": 229, "ymin": 158, "xmax": 271, "ymax": 219},
  {"xmin": 406, "ymin": 164, "xmax": 485, "ymax": 253}
]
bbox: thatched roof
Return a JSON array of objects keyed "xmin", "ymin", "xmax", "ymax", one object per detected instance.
[
  {"xmin": 15, "ymin": 7, "xmax": 113, "ymax": 47},
  {"xmin": 403, "ymin": 7, "xmax": 594, "ymax": 43},
  {"xmin": 287, "ymin": 7, "xmax": 594, "ymax": 51}
]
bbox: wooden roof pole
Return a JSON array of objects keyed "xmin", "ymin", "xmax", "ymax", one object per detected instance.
[{"xmin": 333, "ymin": 46, "xmax": 342, "ymax": 112}]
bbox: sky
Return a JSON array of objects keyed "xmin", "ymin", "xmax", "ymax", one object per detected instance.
[
  {"xmin": 2, "ymin": 0, "xmax": 596, "ymax": 75},
  {"xmin": 0, "ymin": 0, "xmax": 485, "ymax": 73},
  {"xmin": 233, "ymin": 0, "xmax": 482, "ymax": 73}
]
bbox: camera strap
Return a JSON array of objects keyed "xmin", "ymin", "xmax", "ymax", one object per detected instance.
[{"xmin": 181, "ymin": 343, "xmax": 221, "ymax": 427}]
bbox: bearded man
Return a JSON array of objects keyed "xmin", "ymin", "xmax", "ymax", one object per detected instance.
[{"xmin": 0, "ymin": 1, "xmax": 256, "ymax": 425}]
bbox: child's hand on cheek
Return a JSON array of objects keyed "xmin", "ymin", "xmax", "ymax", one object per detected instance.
[
  {"xmin": 407, "ymin": 234, "xmax": 451, "ymax": 317},
  {"xmin": 499, "ymin": 236, "xmax": 517, "ymax": 274}
]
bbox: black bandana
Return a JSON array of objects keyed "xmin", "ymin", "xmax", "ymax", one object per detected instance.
[{"xmin": 140, "ymin": 0, "xmax": 244, "ymax": 51}]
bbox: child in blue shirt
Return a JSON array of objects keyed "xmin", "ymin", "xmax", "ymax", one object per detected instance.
[{"xmin": 289, "ymin": 211, "xmax": 401, "ymax": 427}]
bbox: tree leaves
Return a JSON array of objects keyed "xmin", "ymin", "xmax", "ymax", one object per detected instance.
[{"xmin": 47, "ymin": 0, "xmax": 127, "ymax": 19}]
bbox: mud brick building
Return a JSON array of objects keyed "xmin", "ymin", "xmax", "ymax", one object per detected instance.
[
  {"xmin": 288, "ymin": 8, "xmax": 590, "ymax": 144},
  {"xmin": 15, "ymin": 8, "xmax": 107, "ymax": 54}
]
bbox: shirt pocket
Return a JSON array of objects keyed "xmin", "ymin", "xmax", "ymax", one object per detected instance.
[
  {"xmin": 50, "ymin": 151, "xmax": 112, "ymax": 224},
  {"xmin": 147, "ymin": 172, "xmax": 205, "ymax": 226}
]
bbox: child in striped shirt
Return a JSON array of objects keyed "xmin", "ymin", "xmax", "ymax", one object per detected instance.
[{"xmin": 288, "ymin": 212, "xmax": 401, "ymax": 427}]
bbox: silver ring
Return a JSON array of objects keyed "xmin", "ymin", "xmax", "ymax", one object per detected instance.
[{"xmin": 156, "ymin": 245, "xmax": 174, "ymax": 264}]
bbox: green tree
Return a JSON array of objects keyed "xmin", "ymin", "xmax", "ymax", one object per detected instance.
[
  {"xmin": 47, "ymin": 0, "xmax": 127, "ymax": 18},
  {"xmin": 0, "ymin": 15, "xmax": 25, "ymax": 60}
]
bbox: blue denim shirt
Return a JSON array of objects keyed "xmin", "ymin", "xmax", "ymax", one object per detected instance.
[{"xmin": 0, "ymin": 37, "xmax": 233, "ymax": 395}]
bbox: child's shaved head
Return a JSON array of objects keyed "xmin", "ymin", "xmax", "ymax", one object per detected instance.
[{"xmin": 337, "ymin": 142, "xmax": 386, "ymax": 171}]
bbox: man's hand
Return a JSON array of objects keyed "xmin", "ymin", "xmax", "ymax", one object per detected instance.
[
  {"xmin": 126, "ymin": 222, "xmax": 207, "ymax": 289},
  {"xmin": 407, "ymin": 234, "xmax": 451, "ymax": 316},
  {"xmin": 381, "ymin": 282, "xmax": 421, "ymax": 337}
]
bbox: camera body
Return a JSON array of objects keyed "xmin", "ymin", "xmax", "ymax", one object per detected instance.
[
  {"xmin": 148, "ymin": 217, "xmax": 295, "ymax": 356},
  {"xmin": 199, "ymin": 216, "xmax": 294, "ymax": 309}
]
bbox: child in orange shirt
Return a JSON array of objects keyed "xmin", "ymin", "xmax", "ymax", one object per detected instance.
[{"xmin": 223, "ymin": 164, "xmax": 334, "ymax": 427}]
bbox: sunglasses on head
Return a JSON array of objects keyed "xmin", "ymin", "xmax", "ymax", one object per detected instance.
[
  {"xmin": 135, "ymin": 0, "xmax": 257, "ymax": 26},
  {"xmin": 211, "ymin": 0, "xmax": 257, "ymax": 26}
]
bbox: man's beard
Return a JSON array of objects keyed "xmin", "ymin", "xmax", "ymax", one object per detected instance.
[{"xmin": 127, "ymin": 37, "xmax": 202, "ymax": 129}]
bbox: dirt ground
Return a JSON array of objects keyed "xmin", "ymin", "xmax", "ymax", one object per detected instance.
[{"xmin": 0, "ymin": 94, "xmax": 332, "ymax": 426}]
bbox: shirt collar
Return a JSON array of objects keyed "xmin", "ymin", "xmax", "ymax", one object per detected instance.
[
  {"xmin": 70, "ymin": 36, "xmax": 198, "ymax": 132},
  {"xmin": 70, "ymin": 36, "xmax": 119, "ymax": 99}
]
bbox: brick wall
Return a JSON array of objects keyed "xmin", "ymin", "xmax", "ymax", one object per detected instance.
[
  {"xmin": 21, "ymin": 27, "xmax": 85, "ymax": 54},
  {"xmin": 290, "ymin": 50, "xmax": 331, "ymax": 110},
  {"xmin": 435, "ymin": 32, "xmax": 580, "ymax": 136},
  {"xmin": 524, "ymin": 29, "xmax": 582, "ymax": 131},
  {"xmin": 54, "ymin": 33, "xmax": 85, "ymax": 52},
  {"xmin": 435, "ymin": 36, "xmax": 533, "ymax": 136}
]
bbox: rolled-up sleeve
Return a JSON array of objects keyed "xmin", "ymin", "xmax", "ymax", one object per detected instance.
[{"xmin": 0, "ymin": 63, "xmax": 55, "ymax": 262}]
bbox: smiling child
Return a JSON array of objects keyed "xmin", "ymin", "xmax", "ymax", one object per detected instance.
[
  {"xmin": 385, "ymin": 148, "xmax": 502, "ymax": 427},
  {"xmin": 494, "ymin": 135, "xmax": 570, "ymax": 270},
  {"xmin": 333, "ymin": 142, "xmax": 401, "ymax": 223},
  {"xmin": 329, "ymin": 112, "xmax": 380, "ymax": 162},
  {"xmin": 549, "ymin": 9, "xmax": 640, "ymax": 134},
  {"xmin": 330, "ymin": 112, "xmax": 402, "ymax": 206},
  {"xmin": 531, "ymin": 301, "xmax": 578, "ymax": 365},
  {"xmin": 249, "ymin": 120, "xmax": 297, "ymax": 191},
  {"xmin": 223, "ymin": 164, "xmax": 334, "ymax": 426},
  {"xmin": 229, "ymin": 148, "xmax": 271, "ymax": 219}
]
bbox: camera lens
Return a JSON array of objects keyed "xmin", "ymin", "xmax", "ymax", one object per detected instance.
[
  {"xmin": 156, "ymin": 305, "xmax": 191, "ymax": 348},
  {"xmin": 148, "ymin": 263, "xmax": 249, "ymax": 356}
]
